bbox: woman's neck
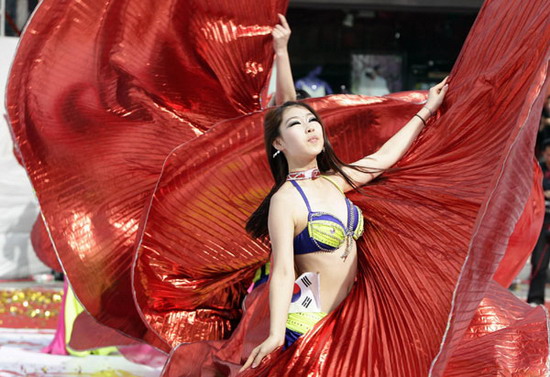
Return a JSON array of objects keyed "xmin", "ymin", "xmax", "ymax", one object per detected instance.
[{"xmin": 287, "ymin": 159, "xmax": 318, "ymax": 173}]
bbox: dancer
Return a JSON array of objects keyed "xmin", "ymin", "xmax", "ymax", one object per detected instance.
[
  {"xmin": 154, "ymin": 1, "xmax": 549, "ymax": 373},
  {"xmin": 6, "ymin": 0, "xmax": 550, "ymax": 376},
  {"xmin": 240, "ymin": 75, "xmax": 448, "ymax": 371}
]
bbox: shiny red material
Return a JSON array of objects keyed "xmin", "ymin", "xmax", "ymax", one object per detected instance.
[
  {"xmin": 133, "ymin": 95, "xmax": 425, "ymax": 348},
  {"xmin": 31, "ymin": 216, "xmax": 62, "ymax": 273},
  {"xmin": 5, "ymin": 0, "xmax": 550, "ymax": 376},
  {"xmin": 142, "ymin": 0, "xmax": 549, "ymax": 375},
  {"xmin": 68, "ymin": 310, "xmax": 141, "ymax": 351},
  {"xmin": 6, "ymin": 0, "xmax": 286, "ymax": 349},
  {"xmin": 493, "ymin": 161, "xmax": 544, "ymax": 287},
  {"xmin": 444, "ymin": 282, "xmax": 549, "ymax": 376}
]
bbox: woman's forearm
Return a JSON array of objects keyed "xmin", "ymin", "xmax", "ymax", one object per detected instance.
[
  {"xmin": 274, "ymin": 51, "xmax": 296, "ymax": 105},
  {"xmin": 375, "ymin": 107, "xmax": 432, "ymax": 164},
  {"xmin": 374, "ymin": 77, "xmax": 448, "ymax": 166},
  {"xmin": 267, "ymin": 270, "xmax": 295, "ymax": 342}
]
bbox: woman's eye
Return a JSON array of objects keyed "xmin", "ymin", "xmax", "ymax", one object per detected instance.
[
  {"xmin": 308, "ymin": 118, "xmax": 319, "ymax": 123},
  {"xmin": 289, "ymin": 121, "xmax": 300, "ymax": 127}
]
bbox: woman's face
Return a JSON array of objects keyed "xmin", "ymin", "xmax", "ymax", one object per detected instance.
[{"xmin": 274, "ymin": 106, "xmax": 324, "ymax": 161}]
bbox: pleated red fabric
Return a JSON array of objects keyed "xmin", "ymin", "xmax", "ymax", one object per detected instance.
[
  {"xmin": 153, "ymin": 0, "xmax": 550, "ymax": 375},
  {"xmin": 493, "ymin": 162, "xmax": 544, "ymax": 287},
  {"xmin": 133, "ymin": 95, "xmax": 425, "ymax": 349},
  {"xmin": 443, "ymin": 282, "xmax": 549, "ymax": 376},
  {"xmin": 6, "ymin": 0, "xmax": 286, "ymax": 350},
  {"xmin": 31, "ymin": 216, "xmax": 62, "ymax": 273},
  {"xmin": 5, "ymin": 0, "xmax": 550, "ymax": 375}
]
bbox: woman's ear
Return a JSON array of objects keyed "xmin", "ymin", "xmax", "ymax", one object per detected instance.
[{"xmin": 272, "ymin": 137, "xmax": 284, "ymax": 152}]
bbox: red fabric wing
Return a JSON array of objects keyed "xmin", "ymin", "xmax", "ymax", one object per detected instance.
[
  {"xmin": 6, "ymin": 0, "xmax": 549, "ymax": 374},
  {"xmin": 154, "ymin": 0, "xmax": 550, "ymax": 375},
  {"xmin": 133, "ymin": 95, "xmax": 424, "ymax": 348},
  {"xmin": 493, "ymin": 161, "xmax": 544, "ymax": 287},
  {"xmin": 6, "ymin": 0, "xmax": 286, "ymax": 347}
]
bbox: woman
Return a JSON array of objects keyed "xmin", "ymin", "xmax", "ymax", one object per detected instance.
[
  {"xmin": 240, "ymin": 24, "xmax": 448, "ymax": 368},
  {"xmin": 8, "ymin": 0, "xmax": 549, "ymax": 375}
]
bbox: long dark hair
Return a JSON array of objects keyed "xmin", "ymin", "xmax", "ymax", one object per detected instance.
[{"xmin": 245, "ymin": 101, "xmax": 383, "ymax": 239}]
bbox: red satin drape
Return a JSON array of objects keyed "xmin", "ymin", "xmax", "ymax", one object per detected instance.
[
  {"xmin": 7, "ymin": 0, "xmax": 286, "ymax": 350},
  {"xmin": 493, "ymin": 161, "xmax": 544, "ymax": 287},
  {"xmin": 154, "ymin": 0, "xmax": 550, "ymax": 375},
  {"xmin": 5, "ymin": 0, "xmax": 550, "ymax": 375}
]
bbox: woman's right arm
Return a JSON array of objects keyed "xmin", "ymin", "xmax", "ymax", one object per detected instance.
[{"xmin": 240, "ymin": 192, "xmax": 295, "ymax": 372}]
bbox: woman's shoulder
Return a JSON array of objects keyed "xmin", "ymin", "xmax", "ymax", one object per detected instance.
[
  {"xmin": 321, "ymin": 172, "xmax": 346, "ymax": 189},
  {"xmin": 269, "ymin": 183, "xmax": 299, "ymax": 223},
  {"xmin": 271, "ymin": 181, "xmax": 297, "ymax": 204}
]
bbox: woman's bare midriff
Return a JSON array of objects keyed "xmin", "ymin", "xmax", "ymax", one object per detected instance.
[{"xmin": 294, "ymin": 242, "xmax": 358, "ymax": 313}]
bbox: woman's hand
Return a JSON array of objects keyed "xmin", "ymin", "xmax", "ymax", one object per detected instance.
[
  {"xmin": 425, "ymin": 76, "xmax": 450, "ymax": 113},
  {"xmin": 272, "ymin": 13, "xmax": 291, "ymax": 55},
  {"xmin": 239, "ymin": 335, "xmax": 284, "ymax": 373}
]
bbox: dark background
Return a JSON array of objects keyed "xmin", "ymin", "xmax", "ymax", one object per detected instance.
[
  {"xmin": 286, "ymin": 7, "xmax": 477, "ymax": 92},
  {"xmin": 4, "ymin": 0, "xmax": 479, "ymax": 92}
]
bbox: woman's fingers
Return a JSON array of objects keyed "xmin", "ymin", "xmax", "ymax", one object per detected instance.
[
  {"xmin": 272, "ymin": 23, "xmax": 290, "ymax": 48},
  {"xmin": 239, "ymin": 347, "xmax": 267, "ymax": 373},
  {"xmin": 433, "ymin": 76, "xmax": 449, "ymax": 89},
  {"xmin": 252, "ymin": 349, "xmax": 267, "ymax": 368},
  {"xmin": 239, "ymin": 347, "xmax": 260, "ymax": 373},
  {"xmin": 278, "ymin": 13, "xmax": 290, "ymax": 30},
  {"xmin": 273, "ymin": 25, "xmax": 285, "ymax": 33},
  {"xmin": 437, "ymin": 80, "xmax": 450, "ymax": 95},
  {"xmin": 273, "ymin": 25, "xmax": 289, "ymax": 36},
  {"xmin": 425, "ymin": 76, "xmax": 449, "ymax": 111},
  {"xmin": 430, "ymin": 77, "xmax": 449, "ymax": 97}
]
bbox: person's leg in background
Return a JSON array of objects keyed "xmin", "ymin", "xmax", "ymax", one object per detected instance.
[{"xmin": 527, "ymin": 226, "xmax": 550, "ymax": 305}]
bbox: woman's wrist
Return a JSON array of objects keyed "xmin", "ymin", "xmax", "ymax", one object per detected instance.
[
  {"xmin": 414, "ymin": 107, "xmax": 432, "ymax": 125},
  {"xmin": 422, "ymin": 105, "xmax": 434, "ymax": 117},
  {"xmin": 414, "ymin": 113, "xmax": 427, "ymax": 127},
  {"xmin": 268, "ymin": 332, "xmax": 285, "ymax": 345},
  {"xmin": 274, "ymin": 49, "xmax": 289, "ymax": 58}
]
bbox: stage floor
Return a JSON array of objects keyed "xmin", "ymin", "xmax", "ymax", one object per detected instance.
[
  {"xmin": 0, "ymin": 280, "xmax": 162, "ymax": 377},
  {"xmin": 0, "ymin": 327, "xmax": 161, "ymax": 377}
]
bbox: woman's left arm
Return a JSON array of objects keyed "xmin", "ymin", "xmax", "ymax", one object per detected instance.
[
  {"xmin": 340, "ymin": 77, "xmax": 449, "ymax": 190},
  {"xmin": 272, "ymin": 14, "xmax": 296, "ymax": 106}
]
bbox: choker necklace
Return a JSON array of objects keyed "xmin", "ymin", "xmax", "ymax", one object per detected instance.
[{"xmin": 287, "ymin": 167, "xmax": 321, "ymax": 181}]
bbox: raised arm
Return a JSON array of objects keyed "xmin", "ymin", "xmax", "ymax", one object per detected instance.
[
  {"xmin": 240, "ymin": 191, "xmax": 295, "ymax": 372},
  {"xmin": 338, "ymin": 77, "xmax": 450, "ymax": 191},
  {"xmin": 272, "ymin": 14, "xmax": 296, "ymax": 106}
]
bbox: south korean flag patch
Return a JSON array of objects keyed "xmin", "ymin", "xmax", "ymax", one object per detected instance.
[{"xmin": 288, "ymin": 272, "xmax": 322, "ymax": 313}]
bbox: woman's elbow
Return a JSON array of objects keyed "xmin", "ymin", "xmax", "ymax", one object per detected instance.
[{"xmin": 270, "ymin": 267, "xmax": 295, "ymax": 283}]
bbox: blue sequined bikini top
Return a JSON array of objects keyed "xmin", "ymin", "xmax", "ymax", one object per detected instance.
[{"xmin": 291, "ymin": 176, "xmax": 364, "ymax": 256}]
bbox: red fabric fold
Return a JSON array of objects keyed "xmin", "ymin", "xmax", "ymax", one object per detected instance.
[
  {"xmin": 133, "ymin": 95, "xmax": 425, "ymax": 349},
  {"xmin": 493, "ymin": 160, "xmax": 544, "ymax": 287},
  {"xmin": 6, "ymin": 0, "xmax": 550, "ymax": 375},
  {"xmin": 31, "ymin": 216, "xmax": 62, "ymax": 273},
  {"xmin": 443, "ymin": 281, "xmax": 549, "ymax": 376},
  {"xmin": 6, "ymin": 0, "xmax": 286, "ymax": 349},
  {"xmin": 153, "ymin": 0, "xmax": 550, "ymax": 375}
]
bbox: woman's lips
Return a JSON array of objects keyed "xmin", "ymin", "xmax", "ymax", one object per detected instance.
[{"xmin": 308, "ymin": 136, "xmax": 319, "ymax": 143}]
